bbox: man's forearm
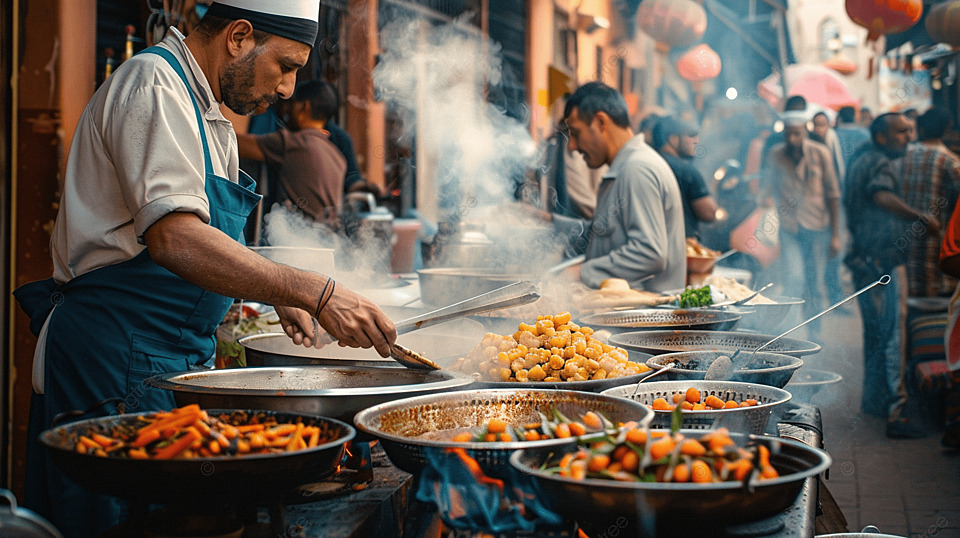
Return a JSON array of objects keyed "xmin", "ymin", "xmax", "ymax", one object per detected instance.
[{"xmin": 143, "ymin": 212, "xmax": 322, "ymax": 313}]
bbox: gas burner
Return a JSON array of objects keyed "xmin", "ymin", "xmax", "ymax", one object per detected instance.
[{"xmin": 103, "ymin": 505, "xmax": 246, "ymax": 538}]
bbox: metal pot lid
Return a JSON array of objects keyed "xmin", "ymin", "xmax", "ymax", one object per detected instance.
[
  {"xmin": 146, "ymin": 366, "xmax": 475, "ymax": 397},
  {"xmin": 0, "ymin": 490, "xmax": 63, "ymax": 538}
]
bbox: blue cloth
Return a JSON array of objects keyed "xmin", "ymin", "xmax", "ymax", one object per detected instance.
[
  {"xmin": 326, "ymin": 123, "xmax": 363, "ymax": 190},
  {"xmin": 660, "ymin": 153, "xmax": 712, "ymax": 239},
  {"xmin": 854, "ymin": 268, "xmax": 908, "ymax": 419},
  {"xmin": 779, "ymin": 226, "xmax": 833, "ymax": 340},
  {"xmin": 15, "ymin": 47, "xmax": 260, "ymax": 537}
]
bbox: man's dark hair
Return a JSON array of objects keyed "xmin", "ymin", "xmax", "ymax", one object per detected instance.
[
  {"xmin": 784, "ymin": 95, "xmax": 807, "ymax": 111},
  {"xmin": 917, "ymin": 107, "xmax": 953, "ymax": 141},
  {"xmin": 563, "ymin": 82, "xmax": 631, "ymax": 128},
  {"xmin": 294, "ymin": 80, "xmax": 339, "ymax": 122},
  {"xmin": 639, "ymin": 113, "xmax": 662, "ymax": 134},
  {"xmin": 837, "ymin": 106, "xmax": 856, "ymax": 124},
  {"xmin": 812, "ymin": 111, "xmax": 829, "ymax": 123},
  {"xmin": 193, "ymin": 14, "xmax": 272, "ymax": 46},
  {"xmin": 870, "ymin": 112, "xmax": 903, "ymax": 144}
]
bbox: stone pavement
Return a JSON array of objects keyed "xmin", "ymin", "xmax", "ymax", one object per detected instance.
[{"xmin": 796, "ymin": 302, "xmax": 960, "ymax": 537}]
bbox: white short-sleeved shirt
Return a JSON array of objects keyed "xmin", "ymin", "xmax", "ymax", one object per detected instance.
[{"xmin": 51, "ymin": 28, "xmax": 241, "ymax": 284}]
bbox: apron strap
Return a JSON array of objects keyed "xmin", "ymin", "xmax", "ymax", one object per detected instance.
[{"xmin": 139, "ymin": 46, "xmax": 214, "ymax": 178}]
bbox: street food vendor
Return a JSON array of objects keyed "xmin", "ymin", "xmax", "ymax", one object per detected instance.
[
  {"xmin": 554, "ymin": 82, "xmax": 686, "ymax": 292},
  {"xmin": 13, "ymin": 1, "xmax": 396, "ymax": 535}
]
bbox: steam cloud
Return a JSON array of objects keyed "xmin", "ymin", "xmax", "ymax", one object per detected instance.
[{"xmin": 374, "ymin": 17, "xmax": 539, "ymax": 219}]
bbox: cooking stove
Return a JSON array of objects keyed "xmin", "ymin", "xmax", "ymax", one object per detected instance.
[{"xmin": 101, "ymin": 441, "xmax": 376, "ymax": 537}]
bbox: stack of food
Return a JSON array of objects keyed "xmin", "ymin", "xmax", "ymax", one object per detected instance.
[{"xmin": 455, "ymin": 312, "xmax": 651, "ymax": 382}]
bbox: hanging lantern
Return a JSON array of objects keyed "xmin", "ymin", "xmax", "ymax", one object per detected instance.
[
  {"xmin": 845, "ymin": 0, "xmax": 922, "ymax": 79},
  {"xmin": 845, "ymin": 0, "xmax": 923, "ymax": 43},
  {"xmin": 926, "ymin": 1, "xmax": 960, "ymax": 46},
  {"xmin": 677, "ymin": 44, "xmax": 722, "ymax": 82},
  {"xmin": 636, "ymin": 0, "xmax": 707, "ymax": 50},
  {"xmin": 823, "ymin": 54, "xmax": 858, "ymax": 76}
]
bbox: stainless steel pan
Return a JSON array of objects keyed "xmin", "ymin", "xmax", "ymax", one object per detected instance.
[
  {"xmin": 145, "ymin": 366, "xmax": 475, "ymax": 430},
  {"xmin": 353, "ymin": 388, "xmax": 653, "ymax": 477},
  {"xmin": 510, "ymin": 430, "xmax": 831, "ymax": 535},
  {"xmin": 38, "ymin": 409, "xmax": 353, "ymax": 504}
]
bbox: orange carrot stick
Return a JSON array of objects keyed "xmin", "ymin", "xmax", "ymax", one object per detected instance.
[{"xmin": 153, "ymin": 427, "xmax": 202, "ymax": 459}]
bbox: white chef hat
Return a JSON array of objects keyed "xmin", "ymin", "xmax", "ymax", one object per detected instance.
[
  {"xmin": 780, "ymin": 110, "xmax": 809, "ymax": 127},
  {"xmin": 205, "ymin": 0, "xmax": 321, "ymax": 46}
]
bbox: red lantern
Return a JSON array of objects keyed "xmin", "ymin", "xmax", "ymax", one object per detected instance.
[
  {"xmin": 636, "ymin": 0, "xmax": 707, "ymax": 50},
  {"xmin": 677, "ymin": 44, "xmax": 721, "ymax": 82},
  {"xmin": 926, "ymin": 1, "xmax": 960, "ymax": 46},
  {"xmin": 845, "ymin": 0, "xmax": 923, "ymax": 43}
]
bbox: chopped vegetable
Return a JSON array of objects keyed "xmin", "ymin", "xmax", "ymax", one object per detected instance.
[
  {"xmin": 67, "ymin": 405, "xmax": 338, "ymax": 459},
  {"xmin": 677, "ymin": 286, "xmax": 713, "ymax": 308},
  {"xmin": 546, "ymin": 427, "xmax": 782, "ymax": 484}
]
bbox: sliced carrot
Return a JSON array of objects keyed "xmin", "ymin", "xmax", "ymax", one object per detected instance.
[
  {"xmin": 582, "ymin": 411, "xmax": 603, "ymax": 431},
  {"xmin": 569, "ymin": 422, "xmax": 586, "ymax": 436},
  {"xmin": 91, "ymin": 433, "xmax": 116, "ymax": 448},
  {"xmin": 672, "ymin": 462, "xmax": 690, "ymax": 483},
  {"xmin": 690, "ymin": 460, "xmax": 713, "ymax": 483},
  {"xmin": 452, "ymin": 433, "xmax": 473, "ymax": 443},
  {"xmin": 153, "ymin": 427, "xmax": 202, "ymax": 459},
  {"xmin": 487, "ymin": 418, "xmax": 509, "ymax": 434},
  {"xmin": 648, "ymin": 437, "xmax": 676, "ymax": 461}
]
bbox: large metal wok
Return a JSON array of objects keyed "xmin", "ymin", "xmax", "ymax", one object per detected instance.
[
  {"xmin": 38, "ymin": 409, "xmax": 353, "ymax": 504},
  {"xmin": 145, "ymin": 366, "xmax": 475, "ymax": 430},
  {"xmin": 602, "ymin": 380, "xmax": 792, "ymax": 435},
  {"xmin": 510, "ymin": 430, "xmax": 831, "ymax": 536},
  {"xmin": 353, "ymin": 389, "xmax": 653, "ymax": 477},
  {"xmin": 645, "ymin": 351, "xmax": 803, "ymax": 388}
]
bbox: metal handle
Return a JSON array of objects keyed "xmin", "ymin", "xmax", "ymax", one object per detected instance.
[
  {"xmin": 754, "ymin": 274, "xmax": 890, "ymax": 353},
  {"xmin": 632, "ymin": 363, "xmax": 675, "ymax": 396},
  {"xmin": 545, "ymin": 255, "xmax": 586, "ymax": 277},
  {"xmin": 394, "ymin": 280, "xmax": 541, "ymax": 335}
]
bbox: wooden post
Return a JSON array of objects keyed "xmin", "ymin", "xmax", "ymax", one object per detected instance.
[{"xmin": 346, "ymin": 0, "xmax": 385, "ymax": 191}]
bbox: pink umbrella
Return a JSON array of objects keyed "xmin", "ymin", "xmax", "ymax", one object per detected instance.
[{"xmin": 757, "ymin": 64, "xmax": 860, "ymax": 110}]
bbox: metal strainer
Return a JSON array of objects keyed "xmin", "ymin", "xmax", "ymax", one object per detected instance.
[
  {"xmin": 609, "ymin": 330, "xmax": 821, "ymax": 357},
  {"xmin": 579, "ymin": 309, "xmax": 741, "ymax": 331}
]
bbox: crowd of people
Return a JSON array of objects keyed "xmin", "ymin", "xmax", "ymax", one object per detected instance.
[{"xmin": 537, "ymin": 82, "xmax": 960, "ymax": 446}]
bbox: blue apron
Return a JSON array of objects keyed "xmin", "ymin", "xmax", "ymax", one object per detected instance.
[{"xmin": 14, "ymin": 46, "xmax": 261, "ymax": 537}]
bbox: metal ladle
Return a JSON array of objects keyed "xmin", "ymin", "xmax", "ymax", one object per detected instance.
[
  {"xmin": 631, "ymin": 362, "xmax": 676, "ymax": 396},
  {"xmin": 704, "ymin": 274, "xmax": 891, "ymax": 381}
]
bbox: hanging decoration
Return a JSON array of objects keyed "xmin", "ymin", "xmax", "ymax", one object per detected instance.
[
  {"xmin": 636, "ymin": 0, "xmax": 707, "ymax": 51},
  {"xmin": 677, "ymin": 44, "xmax": 722, "ymax": 82},
  {"xmin": 845, "ymin": 0, "xmax": 923, "ymax": 78},
  {"xmin": 926, "ymin": 1, "xmax": 960, "ymax": 47}
]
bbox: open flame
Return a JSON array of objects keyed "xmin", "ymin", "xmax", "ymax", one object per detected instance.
[{"xmin": 415, "ymin": 446, "xmax": 565, "ymax": 534}]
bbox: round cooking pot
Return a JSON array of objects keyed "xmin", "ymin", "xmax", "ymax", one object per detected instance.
[{"xmin": 0, "ymin": 489, "xmax": 63, "ymax": 538}]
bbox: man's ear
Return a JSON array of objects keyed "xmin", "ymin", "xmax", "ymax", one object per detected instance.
[
  {"xmin": 594, "ymin": 111, "xmax": 611, "ymax": 131},
  {"xmin": 225, "ymin": 19, "xmax": 256, "ymax": 59}
]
